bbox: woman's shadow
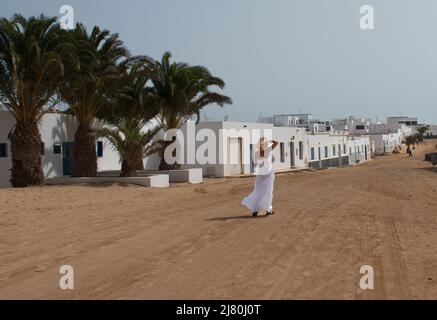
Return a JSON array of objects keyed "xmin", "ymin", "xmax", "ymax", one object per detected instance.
[{"xmin": 206, "ymin": 214, "xmax": 268, "ymax": 221}]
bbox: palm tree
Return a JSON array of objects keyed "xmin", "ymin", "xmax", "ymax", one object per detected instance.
[
  {"xmin": 97, "ymin": 62, "xmax": 160, "ymax": 177},
  {"xmin": 0, "ymin": 15, "xmax": 75, "ymax": 187},
  {"xmin": 403, "ymin": 135, "xmax": 418, "ymax": 149},
  {"xmin": 60, "ymin": 23, "xmax": 129, "ymax": 177},
  {"xmin": 415, "ymin": 125, "xmax": 429, "ymax": 143},
  {"xmin": 146, "ymin": 52, "xmax": 232, "ymax": 169}
]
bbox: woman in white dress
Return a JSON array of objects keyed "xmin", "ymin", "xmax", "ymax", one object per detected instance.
[{"xmin": 242, "ymin": 137, "xmax": 278, "ymax": 217}]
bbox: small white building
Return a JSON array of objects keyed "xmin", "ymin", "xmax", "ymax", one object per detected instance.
[
  {"xmin": 307, "ymin": 132, "xmax": 350, "ymax": 168},
  {"xmin": 180, "ymin": 121, "xmax": 309, "ymax": 177},
  {"xmin": 367, "ymin": 132, "xmax": 402, "ymax": 155},
  {"xmin": 347, "ymin": 136, "xmax": 372, "ymax": 164},
  {"xmin": 425, "ymin": 125, "xmax": 437, "ymax": 138},
  {"xmin": 332, "ymin": 116, "xmax": 372, "ymax": 135},
  {"xmin": 0, "ymin": 111, "xmax": 124, "ymax": 187},
  {"xmin": 387, "ymin": 116, "xmax": 418, "ymax": 127}
]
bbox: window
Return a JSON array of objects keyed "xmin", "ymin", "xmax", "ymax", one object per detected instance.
[
  {"xmin": 41, "ymin": 142, "xmax": 45, "ymax": 156},
  {"xmin": 343, "ymin": 144, "xmax": 347, "ymax": 154},
  {"xmin": 53, "ymin": 144, "xmax": 62, "ymax": 154},
  {"xmin": 0, "ymin": 143, "xmax": 8, "ymax": 157},
  {"xmin": 324, "ymin": 146, "xmax": 328, "ymax": 158},
  {"xmin": 280, "ymin": 143, "xmax": 285, "ymax": 163},
  {"xmin": 97, "ymin": 141, "xmax": 103, "ymax": 158},
  {"xmin": 299, "ymin": 141, "xmax": 304, "ymax": 160},
  {"xmin": 310, "ymin": 147, "xmax": 315, "ymax": 160},
  {"xmin": 349, "ymin": 147, "xmax": 352, "ymax": 155},
  {"xmin": 332, "ymin": 145, "xmax": 336, "ymax": 156},
  {"xmin": 355, "ymin": 125, "xmax": 365, "ymax": 130},
  {"xmin": 326, "ymin": 126, "xmax": 331, "ymax": 132}
]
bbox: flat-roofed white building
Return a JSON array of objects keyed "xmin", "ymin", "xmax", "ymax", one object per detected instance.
[
  {"xmin": 332, "ymin": 116, "xmax": 372, "ymax": 134},
  {"xmin": 180, "ymin": 121, "xmax": 309, "ymax": 177},
  {"xmin": 387, "ymin": 116, "xmax": 418, "ymax": 127},
  {"xmin": 347, "ymin": 136, "xmax": 372, "ymax": 164},
  {"xmin": 0, "ymin": 111, "xmax": 123, "ymax": 187},
  {"xmin": 425, "ymin": 125, "xmax": 437, "ymax": 138},
  {"xmin": 367, "ymin": 132, "xmax": 402, "ymax": 155},
  {"xmin": 307, "ymin": 132, "xmax": 350, "ymax": 168}
]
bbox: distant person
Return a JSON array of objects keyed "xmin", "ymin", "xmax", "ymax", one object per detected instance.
[
  {"xmin": 242, "ymin": 137, "xmax": 278, "ymax": 217},
  {"xmin": 407, "ymin": 146, "xmax": 413, "ymax": 158}
]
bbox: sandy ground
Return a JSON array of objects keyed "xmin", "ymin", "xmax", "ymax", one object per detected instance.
[{"xmin": 1, "ymin": 140, "xmax": 437, "ymax": 300}]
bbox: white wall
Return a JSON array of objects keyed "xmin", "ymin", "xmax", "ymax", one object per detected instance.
[
  {"xmin": 368, "ymin": 133, "xmax": 402, "ymax": 155},
  {"xmin": 0, "ymin": 111, "xmax": 78, "ymax": 187},
  {"xmin": 347, "ymin": 136, "xmax": 372, "ymax": 164},
  {"xmin": 0, "ymin": 111, "xmax": 14, "ymax": 186},
  {"xmin": 180, "ymin": 121, "xmax": 309, "ymax": 177},
  {"xmin": 0, "ymin": 111, "xmax": 128, "ymax": 187},
  {"xmin": 308, "ymin": 132, "xmax": 348, "ymax": 163}
]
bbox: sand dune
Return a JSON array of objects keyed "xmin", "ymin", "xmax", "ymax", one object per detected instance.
[{"xmin": 1, "ymin": 140, "xmax": 437, "ymax": 299}]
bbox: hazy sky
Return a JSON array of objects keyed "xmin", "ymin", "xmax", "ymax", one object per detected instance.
[{"xmin": 2, "ymin": 0, "xmax": 437, "ymax": 123}]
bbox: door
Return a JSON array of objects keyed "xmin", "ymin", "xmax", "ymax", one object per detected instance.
[
  {"xmin": 318, "ymin": 147, "xmax": 322, "ymax": 168},
  {"xmin": 290, "ymin": 142, "xmax": 295, "ymax": 167},
  {"xmin": 228, "ymin": 138, "xmax": 243, "ymax": 175},
  {"xmin": 249, "ymin": 144, "xmax": 254, "ymax": 173},
  {"xmin": 365, "ymin": 145, "xmax": 368, "ymax": 160},
  {"xmin": 62, "ymin": 142, "xmax": 75, "ymax": 176}
]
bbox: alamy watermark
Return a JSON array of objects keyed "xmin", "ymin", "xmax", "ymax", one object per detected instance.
[
  {"xmin": 161, "ymin": 124, "xmax": 275, "ymax": 175},
  {"xmin": 359, "ymin": 265, "xmax": 374, "ymax": 290},
  {"xmin": 59, "ymin": 265, "xmax": 74, "ymax": 290},
  {"xmin": 59, "ymin": 4, "xmax": 74, "ymax": 30},
  {"xmin": 360, "ymin": 5, "xmax": 374, "ymax": 30}
]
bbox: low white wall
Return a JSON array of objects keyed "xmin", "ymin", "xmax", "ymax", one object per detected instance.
[{"xmin": 46, "ymin": 174, "xmax": 169, "ymax": 188}]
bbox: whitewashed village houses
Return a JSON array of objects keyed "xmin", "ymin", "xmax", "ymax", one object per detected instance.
[{"xmin": 0, "ymin": 108, "xmax": 427, "ymax": 186}]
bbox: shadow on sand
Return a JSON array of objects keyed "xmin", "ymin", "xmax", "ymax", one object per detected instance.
[
  {"xmin": 420, "ymin": 167, "xmax": 437, "ymax": 174},
  {"xmin": 207, "ymin": 214, "xmax": 269, "ymax": 221}
]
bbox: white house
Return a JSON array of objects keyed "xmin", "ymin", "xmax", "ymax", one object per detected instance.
[
  {"xmin": 331, "ymin": 116, "xmax": 372, "ymax": 135},
  {"xmin": 0, "ymin": 111, "xmax": 125, "ymax": 187},
  {"xmin": 367, "ymin": 132, "xmax": 402, "ymax": 155},
  {"xmin": 307, "ymin": 132, "xmax": 350, "ymax": 168},
  {"xmin": 347, "ymin": 136, "xmax": 372, "ymax": 164},
  {"xmin": 425, "ymin": 125, "xmax": 437, "ymax": 138},
  {"xmin": 180, "ymin": 121, "xmax": 309, "ymax": 177}
]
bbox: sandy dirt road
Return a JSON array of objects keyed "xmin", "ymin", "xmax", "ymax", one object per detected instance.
[{"xmin": 1, "ymin": 140, "xmax": 437, "ymax": 299}]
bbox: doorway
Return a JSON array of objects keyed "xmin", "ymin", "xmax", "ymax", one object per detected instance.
[
  {"xmin": 228, "ymin": 137, "xmax": 243, "ymax": 175},
  {"xmin": 62, "ymin": 142, "xmax": 75, "ymax": 176},
  {"xmin": 290, "ymin": 142, "xmax": 295, "ymax": 168}
]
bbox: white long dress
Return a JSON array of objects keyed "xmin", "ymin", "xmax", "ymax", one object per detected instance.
[{"xmin": 241, "ymin": 148, "xmax": 275, "ymax": 213}]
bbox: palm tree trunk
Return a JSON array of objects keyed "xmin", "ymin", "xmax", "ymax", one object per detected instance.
[
  {"xmin": 10, "ymin": 121, "xmax": 44, "ymax": 187},
  {"xmin": 133, "ymin": 152, "xmax": 144, "ymax": 171},
  {"xmin": 71, "ymin": 123, "xmax": 97, "ymax": 177},
  {"xmin": 120, "ymin": 160, "xmax": 135, "ymax": 177}
]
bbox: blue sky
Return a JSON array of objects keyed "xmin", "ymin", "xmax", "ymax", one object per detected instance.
[{"xmin": 2, "ymin": 0, "xmax": 437, "ymax": 123}]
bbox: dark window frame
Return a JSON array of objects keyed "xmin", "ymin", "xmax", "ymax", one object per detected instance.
[
  {"xmin": 53, "ymin": 144, "xmax": 62, "ymax": 154},
  {"xmin": 97, "ymin": 141, "xmax": 103, "ymax": 158},
  {"xmin": 0, "ymin": 143, "xmax": 8, "ymax": 158}
]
